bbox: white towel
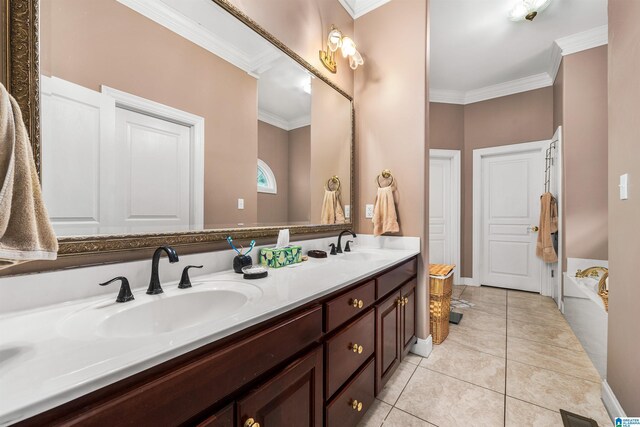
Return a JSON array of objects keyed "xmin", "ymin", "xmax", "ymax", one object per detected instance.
[
  {"xmin": 372, "ymin": 186, "xmax": 399, "ymax": 236},
  {"xmin": 0, "ymin": 83, "xmax": 58, "ymax": 268},
  {"xmin": 320, "ymin": 190, "xmax": 345, "ymax": 225}
]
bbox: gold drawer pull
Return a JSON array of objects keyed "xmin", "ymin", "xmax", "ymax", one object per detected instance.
[
  {"xmin": 351, "ymin": 399, "xmax": 364, "ymax": 412},
  {"xmin": 403, "ymin": 297, "xmax": 409, "ymax": 305},
  {"xmin": 350, "ymin": 343, "xmax": 364, "ymax": 354},
  {"xmin": 396, "ymin": 298, "xmax": 402, "ymax": 307},
  {"xmin": 350, "ymin": 298, "xmax": 364, "ymax": 309},
  {"xmin": 244, "ymin": 418, "xmax": 260, "ymax": 427}
]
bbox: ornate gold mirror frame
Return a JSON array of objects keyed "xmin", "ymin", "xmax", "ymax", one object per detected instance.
[{"xmin": 2, "ymin": 0, "xmax": 355, "ymax": 256}]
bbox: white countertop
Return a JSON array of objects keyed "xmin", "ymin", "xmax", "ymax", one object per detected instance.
[{"xmin": 0, "ymin": 237, "xmax": 419, "ymax": 425}]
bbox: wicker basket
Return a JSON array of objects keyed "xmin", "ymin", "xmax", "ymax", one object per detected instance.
[{"xmin": 429, "ymin": 266, "xmax": 454, "ymax": 345}]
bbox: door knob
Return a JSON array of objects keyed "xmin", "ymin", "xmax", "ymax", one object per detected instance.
[{"xmin": 529, "ymin": 225, "xmax": 539, "ymax": 232}]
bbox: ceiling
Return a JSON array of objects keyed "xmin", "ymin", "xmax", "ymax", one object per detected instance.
[
  {"xmin": 430, "ymin": 0, "xmax": 608, "ymax": 104},
  {"xmin": 118, "ymin": 0, "xmax": 311, "ymax": 130},
  {"xmin": 338, "ymin": 0, "xmax": 391, "ymax": 18}
]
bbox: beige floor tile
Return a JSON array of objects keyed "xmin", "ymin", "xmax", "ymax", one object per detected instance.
[
  {"xmin": 421, "ymin": 339, "xmax": 506, "ymax": 393},
  {"xmin": 507, "ymin": 305, "xmax": 566, "ymax": 326},
  {"xmin": 461, "ymin": 286, "xmax": 507, "ymax": 305},
  {"xmin": 505, "ymin": 397, "xmax": 563, "ymax": 427},
  {"xmin": 507, "ymin": 292, "xmax": 557, "ymax": 310},
  {"xmin": 507, "ymin": 336, "xmax": 600, "ymax": 382},
  {"xmin": 357, "ymin": 399, "xmax": 392, "ymax": 427},
  {"xmin": 383, "ymin": 408, "xmax": 435, "ymax": 426},
  {"xmin": 377, "ymin": 361, "xmax": 418, "ymax": 405},
  {"xmin": 506, "ymin": 361, "xmax": 612, "ymax": 427},
  {"xmin": 507, "ymin": 318, "xmax": 583, "ymax": 352},
  {"xmin": 447, "ymin": 324, "xmax": 506, "ymax": 358},
  {"xmin": 396, "ymin": 367, "xmax": 505, "ymax": 427},
  {"xmin": 404, "ymin": 353, "xmax": 424, "ymax": 365},
  {"xmin": 452, "ymin": 285, "xmax": 466, "ymax": 298},
  {"xmin": 451, "ymin": 307, "xmax": 506, "ymax": 334}
]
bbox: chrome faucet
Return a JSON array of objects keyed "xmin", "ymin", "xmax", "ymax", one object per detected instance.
[
  {"xmin": 147, "ymin": 246, "xmax": 179, "ymax": 295},
  {"xmin": 337, "ymin": 230, "xmax": 357, "ymax": 254}
]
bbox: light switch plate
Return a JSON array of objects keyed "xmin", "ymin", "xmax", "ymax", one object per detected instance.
[
  {"xmin": 344, "ymin": 205, "xmax": 351, "ymax": 219},
  {"xmin": 238, "ymin": 198, "xmax": 245, "ymax": 209},
  {"xmin": 365, "ymin": 204, "xmax": 374, "ymax": 219},
  {"xmin": 619, "ymin": 174, "xmax": 629, "ymax": 200}
]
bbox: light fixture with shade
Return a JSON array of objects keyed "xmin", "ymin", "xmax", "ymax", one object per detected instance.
[
  {"xmin": 319, "ymin": 26, "xmax": 364, "ymax": 73},
  {"xmin": 509, "ymin": 0, "xmax": 552, "ymax": 21}
]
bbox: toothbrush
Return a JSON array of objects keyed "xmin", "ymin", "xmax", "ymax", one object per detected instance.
[
  {"xmin": 226, "ymin": 236, "xmax": 242, "ymax": 255},
  {"xmin": 244, "ymin": 240, "xmax": 256, "ymax": 256}
]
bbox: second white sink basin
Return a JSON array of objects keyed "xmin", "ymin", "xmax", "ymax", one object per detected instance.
[{"xmin": 58, "ymin": 281, "xmax": 262, "ymax": 339}]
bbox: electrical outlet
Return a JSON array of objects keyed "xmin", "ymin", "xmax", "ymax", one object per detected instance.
[
  {"xmin": 237, "ymin": 198, "xmax": 245, "ymax": 209},
  {"xmin": 365, "ymin": 204, "xmax": 374, "ymax": 219},
  {"xmin": 344, "ymin": 205, "xmax": 351, "ymax": 219}
]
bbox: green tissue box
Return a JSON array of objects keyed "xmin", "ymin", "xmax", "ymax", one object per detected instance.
[{"xmin": 260, "ymin": 246, "xmax": 302, "ymax": 268}]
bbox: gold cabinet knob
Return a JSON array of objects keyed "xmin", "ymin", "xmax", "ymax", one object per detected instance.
[
  {"xmin": 396, "ymin": 298, "xmax": 402, "ymax": 307},
  {"xmin": 244, "ymin": 418, "xmax": 260, "ymax": 427},
  {"xmin": 529, "ymin": 225, "xmax": 539, "ymax": 232},
  {"xmin": 351, "ymin": 400, "xmax": 364, "ymax": 411},
  {"xmin": 350, "ymin": 298, "xmax": 364, "ymax": 308},
  {"xmin": 403, "ymin": 297, "xmax": 409, "ymax": 305},
  {"xmin": 350, "ymin": 343, "xmax": 364, "ymax": 354}
]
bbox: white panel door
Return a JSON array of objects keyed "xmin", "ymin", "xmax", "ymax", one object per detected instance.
[
  {"xmin": 41, "ymin": 77, "xmax": 105, "ymax": 235},
  {"xmin": 480, "ymin": 148, "xmax": 543, "ymax": 292},
  {"xmin": 429, "ymin": 158, "xmax": 451, "ymax": 265},
  {"xmin": 113, "ymin": 108, "xmax": 191, "ymax": 233}
]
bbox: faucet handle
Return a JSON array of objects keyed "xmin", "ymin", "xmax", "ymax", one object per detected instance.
[
  {"xmin": 100, "ymin": 276, "xmax": 135, "ymax": 303},
  {"xmin": 345, "ymin": 240, "xmax": 354, "ymax": 252},
  {"xmin": 329, "ymin": 243, "xmax": 337, "ymax": 255},
  {"xmin": 178, "ymin": 265, "xmax": 203, "ymax": 289}
]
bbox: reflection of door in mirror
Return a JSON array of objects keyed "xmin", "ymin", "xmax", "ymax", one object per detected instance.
[{"xmin": 39, "ymin": 0, "xmax": 351, "ymax": 237}]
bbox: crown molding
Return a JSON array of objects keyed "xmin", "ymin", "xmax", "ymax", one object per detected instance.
[
  {"xmin": 548, "ymin": 41, "xmax": 563, "ymax": 83},
  {"xmin": 258, "ymin": 110, "xmax": 310, "ymax": 131},
  {"xmin": 556, "ymin": 25, "xmax": 608, "ymax": 56},
  {"xmin": 429, "ymin": 89, "xmax": 466, "ymax": 105},
  {"xmin": 117, "ymin": 0, "xmax": 254, "ymax": 73},
  {"xmin": 337, "ymin": 0, "xmax": 391, "ymax": 19}
]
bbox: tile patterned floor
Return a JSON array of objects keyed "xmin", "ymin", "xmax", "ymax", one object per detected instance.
[{"xmin": 358, "ymin": 285, "xmax": 613, "ymax": 427}]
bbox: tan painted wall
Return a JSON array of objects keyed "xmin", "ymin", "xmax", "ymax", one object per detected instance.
[
  {"xmin": 562, "ymin": 46, "xmax": 609, "ymax": 263},
  {"xmin": 430, "ymin": 103, "xmax": 464, "ymax": 151},
  {"xmin": 40, "ymin": 0, "xmax": 258, "ymax": 228},
  {"xmin": 462, "ymin": 88, "xmax": 554, "ymax": 277},
  {"xmin": 257, "ymin": 121, "xmax": 289, "ymax": 225},
  {"xmin": 227, "ymin": 0, "xmax": 354, "ymax": 97},
  {"xmin": 309, "ymin": 78, "xmax": 352, "ymax": 224},
  {"xmin": 354, "ymin": 0, "xmax": 428, "ymax": 338},
  {"xmin": 288, "ymin": 126, "xmax": 311, "ymax": 223},
  {"xmin": 607, "ymin": 0, "xmax": 640, "ymax": 416}
]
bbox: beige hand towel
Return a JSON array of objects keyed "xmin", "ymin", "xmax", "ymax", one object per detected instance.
[
  {"xmin": 372, "ymin": 186, "xmax": 399, "ymax": 236},
  {"xmin": 0, "ymin": 83, "xmax": 58, "ymax": 268},
  {"xmin": 320, "ymin": 190, "xmax": 345, "ymax": 225},
  {"xmin": 536, "ymin": 192, "xmax": 558, "ymax": 263}
]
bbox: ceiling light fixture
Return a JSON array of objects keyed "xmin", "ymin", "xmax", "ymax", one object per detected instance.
[
  {"xmin": 319, "ymin": 26, "xmax": 364, "ymax": 73},
  {"xmin": 509, "ymin": 0, "xmax": 552, "ymax": 22}
]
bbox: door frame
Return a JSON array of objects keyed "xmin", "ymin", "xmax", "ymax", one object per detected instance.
[
  {"xmin": 101, "ymin": 85, "xmax": 205, "ymax": 229},
  {"xmin": 429, "ymin": 149, "xmax": 461, "ymax": 274},
  {"xmin": 472, "ymin": 140, "xmax": 547, "ymax": 290}
]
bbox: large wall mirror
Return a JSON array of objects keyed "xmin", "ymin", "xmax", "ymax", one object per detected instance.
[{"xmin": 4, "ymin": 0, "xmax": 353, "ymax": 255}]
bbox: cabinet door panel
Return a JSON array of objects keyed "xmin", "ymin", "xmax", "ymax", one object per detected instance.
[
  {"xmin": 375, "ymin": 291, "xmax": 401, "ymax": 395},
  {"xmin": 401, "ymin": 279, "xmax": 417, "ymax": 356},
  {"xmin": 237, "ymin": 347, "xmax": 323, "ymax": 427},
  {"xmin": 198, "ymin": 403, "xmax": 234, "ymax": 427}
]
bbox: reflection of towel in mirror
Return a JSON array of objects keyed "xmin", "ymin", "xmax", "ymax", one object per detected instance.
[
  {"xmin": 373, "ymin": 186, "xmax": 399, "ymax": 237},
  {"xmin": 0, "ymin": 83, "xmax": 58, "ymax": 269},
  {"xmin": 536, "ymin": 192, "xmax": 558, "ymax": 263},
  {"xmin": 321, "ymin": 190, "xmax": 345, "ymax": 225}
]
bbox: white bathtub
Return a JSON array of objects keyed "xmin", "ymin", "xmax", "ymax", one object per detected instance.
[{"xmin": 563, "ymin": 272, "xmax": 608, "ymax": 379}]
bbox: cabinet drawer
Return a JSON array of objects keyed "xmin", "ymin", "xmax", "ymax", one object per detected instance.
[
  {"xmin": 198, "ymin": 403, "xmax": 234, "ymax": 427},
  {"xmin": 376, "ymin": 257, "xmax": 417, "ymax": 299},
  {"xmin": 53, "ymin": 306, "xmax": 323, "ymax": 427},
  {"xmin": 325, "ymin": 309, "xmax": 375, "ymax": 398},
  {"xmin": 324, "ymin": 280, "xmax": 375, "ymax": 332},
  {"xmin": 325, "ymin": 359, "xmax": 375, "ymax": 427}
]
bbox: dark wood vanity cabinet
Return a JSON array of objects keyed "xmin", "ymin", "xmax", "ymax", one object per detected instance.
[{"xmin": 18, "ymin": 256, "xmax": 418, "ymax": 427}]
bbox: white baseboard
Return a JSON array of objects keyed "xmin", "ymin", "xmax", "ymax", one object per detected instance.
[
  {"xmin": 411, "ymin": 335, "xmax": 433, "ymax": 358},
  {"xmin": 459, "ymin": 277, "xmax": 480, "ymax": 286},
  {"xmin": 602, "ymin": 380, "xmax": 626, "ymax": 420}
]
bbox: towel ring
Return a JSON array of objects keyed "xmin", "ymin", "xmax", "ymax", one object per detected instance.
[
  {"xmin": 376, "ymin": 169, "xmax": 394, "ymax": 188},
  {"xmin": 327, "ymin": 175, "xmax": 341, "ymax": 192}
]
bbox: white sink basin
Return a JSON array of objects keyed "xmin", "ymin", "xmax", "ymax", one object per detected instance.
[
  {"xmin": 58, "ymin": 282, "xmax": 262, "ymax": 339},
  {"xmin": 336, "ymin": 251, "xmax": 387, "ymax": 263}
]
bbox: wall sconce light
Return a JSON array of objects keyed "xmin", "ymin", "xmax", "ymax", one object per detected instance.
[
  {"xmin": 319, "ymin": 26, "xmax": 364, "ymax": 73},
  {"xmin": 509, "ymin": 0, "xmax": 552, "ymax": 21}
]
